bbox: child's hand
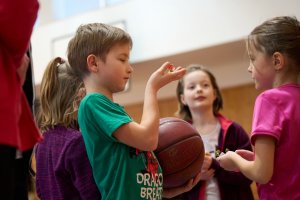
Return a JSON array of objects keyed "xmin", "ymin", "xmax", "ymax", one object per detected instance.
[
  {"xmin": 235, "ymin": 149, "xmax": 254, "ymax": 161},
  {"xmin": 147, "ymin": 62, "xmax": 186, "ymax": 92},
  {"xmin": 217, "ymin": 151, "xmax": 239, "ymax": 171},
  {"xmin": 162, "ymin": 172, "xmax": 201, "ymax": 198},
  {"xmin": 199, "ymin": 168, "xmax": 215, "ymax": 180},
  {"xmin": 202, "ymin": 153, "xmax": 213, "ymax": 171},
  {"xmin": 199, "ymin": 153, "xmax": 214, "ymax": 180}
]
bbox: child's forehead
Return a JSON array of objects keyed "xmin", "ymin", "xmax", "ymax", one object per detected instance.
[
  {"xmin": 108, "ymin": 42, "xmax": 131, "ymax": 54},
  {"xmin": 247, "ymin": 42, "xmax": 259, "ymax": 56},
  {"xmin": 247, "ymin": 36, "xmax": 266, "ymax": 56},
  {"xmin": 184, "ymin": 71, "xmax": 210, "ymax": 82}
]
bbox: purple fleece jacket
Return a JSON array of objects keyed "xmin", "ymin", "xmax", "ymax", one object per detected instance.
[{"xmin": 35, "ymin": 126, "xmax": 101, "ymax": 200}]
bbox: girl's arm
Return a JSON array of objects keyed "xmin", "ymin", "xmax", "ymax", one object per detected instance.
[
  {"xmin": 235, "ymin": 149, "xmax": 254, "ymax": 161},
  {"xmin": 114, "ymin": 62, "xmax": 186, "ymax": 151},
  {"xmin": 218, "ymin": 135, "xmax": 275, "ymax": 184}
]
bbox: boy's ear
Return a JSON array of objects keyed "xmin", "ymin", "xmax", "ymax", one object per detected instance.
[
  {"xmin": 273, "ymin": 52, "xmax": 284, "ymax": 71},
  {"xmin": 87, "ymin": 54, "xmax": 100, "ymax": 73}
]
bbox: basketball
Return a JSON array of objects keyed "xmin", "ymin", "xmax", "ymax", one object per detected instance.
[{"xmin": 154, "ymin": 117, "xmax": 204, "ymax": 188}]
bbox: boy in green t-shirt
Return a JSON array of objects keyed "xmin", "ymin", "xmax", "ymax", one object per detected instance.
[{"xmin": 67, "ymin": 23, "xmax": 200, "ymax": 200}]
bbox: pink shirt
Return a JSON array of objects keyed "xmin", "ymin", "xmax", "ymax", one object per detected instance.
[
  {"xmin": 0, "ymin": 0, "xmax": 42, "ymax": 150},
  {"xmin": 251, "ymin": 84, "xmax": 300, "ymax": 200}
]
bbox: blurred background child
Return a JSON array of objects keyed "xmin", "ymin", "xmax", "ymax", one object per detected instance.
[{"xmin": 175, "ymin": 64, "xmax": 254, "ymax": 200}]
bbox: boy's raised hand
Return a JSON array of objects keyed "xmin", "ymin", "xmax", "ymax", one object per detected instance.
[{"xmin": 147, "ymin": 62, "xmax": 186, "ymax": 92}]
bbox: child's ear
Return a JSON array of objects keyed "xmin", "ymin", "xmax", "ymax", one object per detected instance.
[
  {"xmin": 87, "ymin": 54, "xmax": 100, "ymax": 73},
  {"xmin": 273, "ymin": 52, "xmax": 284, "ymax": 71}
]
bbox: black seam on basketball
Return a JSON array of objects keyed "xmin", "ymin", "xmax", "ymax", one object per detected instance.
[{"xmin": 155, "ymin": 133, "xmax": 201, "ymax": 154}]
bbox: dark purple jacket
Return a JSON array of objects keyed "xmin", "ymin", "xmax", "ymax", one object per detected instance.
[
  {"xmin": 35, "ymin": 126, "xmax": 101, "ymax": 200},
  {"xmin": 171, "ymin": 114, "xmax": 254, "ymax": 200}
]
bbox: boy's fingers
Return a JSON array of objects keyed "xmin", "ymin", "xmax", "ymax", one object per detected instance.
[{"xmin": 158, "ymin": 62, "xmax": 171, "ymax": 71}]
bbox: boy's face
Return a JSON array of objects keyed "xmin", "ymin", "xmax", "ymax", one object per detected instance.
[{"xmin": 97, "ymin": 43, "xmax": 133, "ymax": 93}]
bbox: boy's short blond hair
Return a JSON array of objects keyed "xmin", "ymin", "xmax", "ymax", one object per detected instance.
[{"xmin": 67, "ymin": 23, "xmax": 132, "ymax": 79}]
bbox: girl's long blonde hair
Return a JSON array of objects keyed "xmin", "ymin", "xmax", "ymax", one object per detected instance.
[{"xmin": 39, "ymin": 57, "xmax": 83, "ymax": 132}]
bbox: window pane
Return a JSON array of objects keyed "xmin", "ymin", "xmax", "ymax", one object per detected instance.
[{"xmin": 52, "ymin": 0, "xmax": 100, "ymax": 20}]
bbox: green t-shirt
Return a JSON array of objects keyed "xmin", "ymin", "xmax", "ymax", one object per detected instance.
[{"xmin": 78, "ymin": 93, "xmax": 163, "ymax": 200}]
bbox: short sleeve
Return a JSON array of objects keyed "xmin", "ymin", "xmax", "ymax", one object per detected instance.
[
  {"xmin": 251, "ymin": 93, "xmax": 284, "ymax": 145},
  {"xmin": 81, "ymin": 94, "xmax": 132, "ymax": 139}
]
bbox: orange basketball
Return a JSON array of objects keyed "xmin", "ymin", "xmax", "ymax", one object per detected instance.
[{"xmin": 154, "ymin": 117, "xmax": 204, "ymax": 188}]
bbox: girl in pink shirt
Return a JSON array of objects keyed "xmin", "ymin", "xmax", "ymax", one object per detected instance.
[{"xmin": 218, "ymin": 16, "xmax": 300, "ymax": 200}]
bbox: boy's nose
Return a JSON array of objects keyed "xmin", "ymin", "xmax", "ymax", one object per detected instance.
[{"xmin": 128, "ymin": 64, "xmax": 133, "ymax": 73}]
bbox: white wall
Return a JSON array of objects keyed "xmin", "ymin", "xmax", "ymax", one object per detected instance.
[{"xmin": 31, "ymin": 0, "xmax": 300, "ymax": 104}]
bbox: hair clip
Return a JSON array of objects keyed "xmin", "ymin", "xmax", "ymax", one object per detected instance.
[{"xmin": 56, "ymin": 57, "xmax": 65, "ymax": 67}]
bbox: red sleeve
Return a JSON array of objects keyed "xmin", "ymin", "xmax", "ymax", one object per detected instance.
[
  {"xmin": 0, "ymin": 0, "xmax": 39, "ymax": 66},
  {"xmin": 0, "ymin": 0, "xmax": 41, "ymax": 149}
]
